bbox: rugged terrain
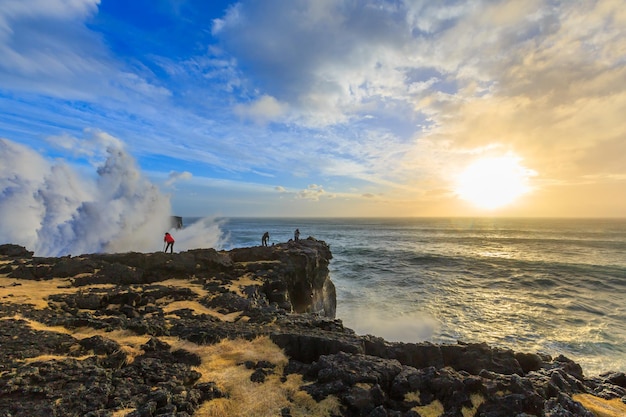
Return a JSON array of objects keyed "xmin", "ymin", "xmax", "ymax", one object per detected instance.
[{"xmin": 0, "ymin": 240, "xmax": 625, "ymax": 417}]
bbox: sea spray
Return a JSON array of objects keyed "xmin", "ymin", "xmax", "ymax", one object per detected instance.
[
  {"xmin": 346, "ymin": 308, "xmax": 439, "ymax": 343},
  {"xmin": 0, "ymin": 137, "xmax": 222, "ymax": 256},
  {"xmin": 172, "ymin": 216, "xmax": 225, "ymax": 252}
]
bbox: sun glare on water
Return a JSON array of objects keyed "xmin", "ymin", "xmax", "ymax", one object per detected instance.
[{"xmin": 455, "ymin": 155, "xmax": 536, "ymax": 210}]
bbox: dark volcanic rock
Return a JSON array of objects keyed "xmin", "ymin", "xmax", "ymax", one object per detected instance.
[
  {"xmin": 230, "ymin": 238, "xmax": 336, "ymax": 316},
  {"xmin": 0, "ymin": 319, "xmax": 83, "ymax": 372},
  {"xmin": 2, "ymin": 241, "xmax": 334, "ymax": 317},
  {"xmin": 0, "ymin": 243, "xmax": 33, "ymax": 258},
  {"xmin": 440, "ymin": 341, "xmax": 524, "ymax": 375},
  {"xmin": 0, "ymin": 350, "xmax": 223, "ymax": 417},
  {"xmin": 0, "ymin": 242, "xmax": 624, "ymax": 416},
  {"xmin": 300, "ymin": 351, "xmax": 606, "ymax": 417}
]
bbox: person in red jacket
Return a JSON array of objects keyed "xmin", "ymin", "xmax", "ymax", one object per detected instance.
[{"xmin": 164, "ymin": 232, "xmax": 175, "ymax": 253}]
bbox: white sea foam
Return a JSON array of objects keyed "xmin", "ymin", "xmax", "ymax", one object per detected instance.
[{"xmin": 343, "ymin": 309, "xmax": 439, "ymax": 343}]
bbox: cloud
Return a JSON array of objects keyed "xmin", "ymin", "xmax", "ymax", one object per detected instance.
[
  {"xmin": 213, "ymin": 0, "xmax": 424, "ymax": 126},
  {"xmin": 0, "ymin": 0, "xmax": 105, "ymax": 98},
  {"xmin": 234, "ymin": 95, "xmax": 286, "ymax": 124},
  {"xmin": 0, "ymin": 0, "xmax": 99, "ymax": 34},
  {"xmin": 0, "ymin": 0, "xmax": 169, "ymax": 102},
  {"xmin": 297, "ymin": 184, "xmax": 326, "ymax": 201},
  {"xmin": 1, "ymin": 1, "xmax": 625, "ymax": 217},
  {"xmin": 46, "ymin": 129, "xmax": 125, "ymax": 161},
  {"xmin": 213, "ymin": 1, "xmax": 625, "ymax": 156},
  {"xmin": 165, "ymin": 170, "xmax": 193, "ymax": 186}
]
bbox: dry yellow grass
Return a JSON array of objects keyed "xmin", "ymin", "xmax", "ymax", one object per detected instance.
[
  {"xmin": 4, "ymin": 265, "xmax": 624, "ymax": 417},
  {"xmin": 405, "ymin": 390, "xmax": 421, "ymax": 403},
  {"xmin": 155, "ymin": 278, "xmax": 246, "ymax": 321},
  {"xmin": 0, "ymin": 276, "xmax": 101, "ymax": 310},
  {"xmin": 112, "ymin": 408, "xmax": 136, "ymax": 417},
  {"xmin": 224, "ymin": 273, "xmax": 263, "ymax": 297},
  {"xmin": 0, "ymin": 273, "xmax": 243, "ymax": 320},
  {"xmin": 159, "ymin": 278, "xmax": 210, "ymax": 297},
  {"xmin": 405, "ymin": 391, "xmax": 483, "ymax": 417},
  {"xmin": 23, "ymin": 354, "xmax": 93, "ymax": 364},
  {"xmin": 1, "ymin": 315, "xmax": 338, "ymax": 416},
  {"xmin": 573, "ymin": 393, "xmax": 626, "ymax": 417},
  {"xmin": 403, "ymin": 391, "xmax": 626, "ymax": 417},
  {"xmin": 4, "ymin": 315, "xmax": 150, "ymax": 358},
  {"xmin": 162, "ymin": 300, "xmax": 242, "ymax": 322},
  {"xmin": 14, "ymin": 316, "xmax": 145, "ymax": 343},
  {"xmin": 412, "ymin": 399, "xmax": 444, "ymax": 417},
  {"xmin": 180, "ymin": 336, "xmax": 339, "ymax": 417},
  {"xmin": 117, "ymin": 344, "xmax": 143, "ymax": 365},
  {"xmin": 172, "ymin": 336, "xmax": 289, "ymax": 386},
  {"xmin": 462, "ymin": 393, "xmax": 485, "ymax": 417},
  {"xmin": 0, "ymin": 273, "xmax": 340, "ymax": 416}
]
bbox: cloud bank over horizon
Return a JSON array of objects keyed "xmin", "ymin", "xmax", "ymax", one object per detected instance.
[{"xmin": 0, "ymin": 0, "xmax": 624, "ymax": 217}]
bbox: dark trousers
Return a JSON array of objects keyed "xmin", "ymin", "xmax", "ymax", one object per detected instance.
[{"xmin": 165, "ymin": 242, "xmax": 174, "ymax": 253}]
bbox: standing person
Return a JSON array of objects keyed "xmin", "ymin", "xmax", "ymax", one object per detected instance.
[
  {"xmin": 294, "ymin": 228, "xmax": 300, "ymax": 242},
  {"xmin": 262, "ymin": 231, "xmax": 270, "ymax": 246},
  {"xmin": 164, "ymin": 232, "xmax": 175, "ymax": 253}
]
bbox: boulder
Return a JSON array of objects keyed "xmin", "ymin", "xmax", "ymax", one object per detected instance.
[{"xmin": 0, "ymin": 244, "xmax": 33, "ymax": 258}]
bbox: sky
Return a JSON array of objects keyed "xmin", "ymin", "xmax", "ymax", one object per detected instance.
[{"xmin": 1, "ymin": 0, "xmax": 625, "ymax": 221}]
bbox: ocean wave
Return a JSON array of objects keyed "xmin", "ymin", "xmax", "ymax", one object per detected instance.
[{"xmin": 221, "ymin": 217, "xmax": 626, "ymax": 376}]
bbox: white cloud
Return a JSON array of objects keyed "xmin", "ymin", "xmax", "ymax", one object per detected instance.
[
  {"xmin": 234, "ymin": 95, "xmax": 286, "ymax": 124},
  {"xmin": 0, "ymin": 0, "xmax": 104, "ymax": 96},
  {"xmin": 1, "ymin": 0, "xmax": 625, "ymax": 217},
  {"xmin": 0, "ymin": 0, "xmax": 169, "ymax": 103},
  {"xmin": 165, "ymin": 171, "xmax": 193, "ymax": 186},
  {"xmin": 211, "ymin": 1, "xmax": 479, "ymax": 127},
  {"xmin": 0, "ymin": 0, "xmax": 99, "ymax": 31},
  {"xmin": 46, "ymin": 129, "xmax": 126, "ymax": 162},
  {"xmin": 297, "ymin": 184, "xmax": 326, "ymax": 201}
]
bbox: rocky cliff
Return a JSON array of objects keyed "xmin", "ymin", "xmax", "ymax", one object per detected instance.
[{"xmin": 0, "ymin": 240, "xmax": 624, "ymax": 417}]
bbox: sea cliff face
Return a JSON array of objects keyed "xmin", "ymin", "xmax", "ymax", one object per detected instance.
[{"xmin": 0, "ymin": 240, "xmax": 624, "ymax": 417}]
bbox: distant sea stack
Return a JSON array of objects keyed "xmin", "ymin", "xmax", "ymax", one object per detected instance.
[
  {"xmin": 0, "ymin": 240, "xmax": 625, "ymax": 416},
  {"xmin": 170, "ymin": 216, "xmax": 184, "ymax": 229}
]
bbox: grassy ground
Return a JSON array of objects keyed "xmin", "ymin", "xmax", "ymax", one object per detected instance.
[
  {"xmin": 0, "ymin": 273, "xmax": 340, "ymax": 416},
  {"xmin": 1, "ymin": 268, "xmax": 625, "ymax": 417}
]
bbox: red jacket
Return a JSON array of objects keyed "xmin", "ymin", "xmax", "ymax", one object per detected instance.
[{"xmin": 164, "ymin": 233, "xmax": 175, "ymax": 243}]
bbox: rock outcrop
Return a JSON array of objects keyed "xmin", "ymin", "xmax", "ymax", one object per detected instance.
[{"xmin": 0, "ymin": 241, "xmax": 624, "ymax": 417}]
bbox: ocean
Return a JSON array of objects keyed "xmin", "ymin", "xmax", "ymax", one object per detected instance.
[{"xmin": 192, "ymin": 217, "xmax": 626, "ymax": 377}]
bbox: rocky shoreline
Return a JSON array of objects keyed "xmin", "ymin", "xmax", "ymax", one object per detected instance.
[{"xmin": 0, "ymin": 240, "xmax": 625, "ymax": 417}]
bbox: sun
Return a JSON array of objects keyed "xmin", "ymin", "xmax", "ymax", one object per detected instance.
[{"xmin": 455, "ymin": 155, "xmax": 535, "ymax": 210}]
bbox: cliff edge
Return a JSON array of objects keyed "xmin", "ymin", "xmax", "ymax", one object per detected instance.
[{"xmin": 0, "ymin": 241, "xmax": 624, "ymax": 417}]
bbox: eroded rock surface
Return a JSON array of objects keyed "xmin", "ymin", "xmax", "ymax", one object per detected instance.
[{"xmin": 0, "ymin": 241, "xmax": 625, "ymax": 417}]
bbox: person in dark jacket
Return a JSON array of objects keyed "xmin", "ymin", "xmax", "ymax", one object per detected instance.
[
  {"xmin": 262, "ymin": 231, "xmax": 270, "ymax": 246},
  {"xmin": 164, "ymin": 232, "xmax": 175, "ymax": 253}
]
